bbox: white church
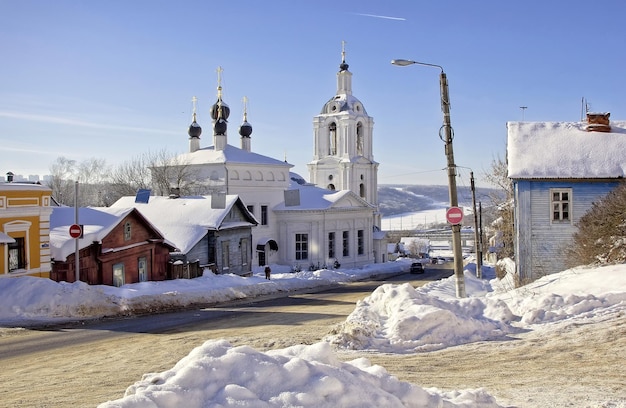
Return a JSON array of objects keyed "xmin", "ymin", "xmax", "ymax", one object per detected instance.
[{"xmin": 163, "ymin": 49, "xmax": 387, "ymax": 271}]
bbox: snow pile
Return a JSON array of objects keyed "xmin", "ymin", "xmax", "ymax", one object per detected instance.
[
  {"xmin": 98, "ymin": 339, "xmax": 501, "ymax": 408},
  {"xmin": 0, "ymin": 261, "xmax": 406, "ymax": 324},
  {"xmin": 325, "ymin": 274, "xmax": 515, "ymax": 353}
]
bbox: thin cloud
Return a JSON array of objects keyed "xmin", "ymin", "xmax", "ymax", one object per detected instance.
[
  {"xmin": 352, "ymin": 13, "xmax": 406, "ymax": 21},
  {"xmin": 0, "ymin": 110, "xmax": 178, "ymax": 135}
]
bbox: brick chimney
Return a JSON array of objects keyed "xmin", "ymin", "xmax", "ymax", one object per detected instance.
[{"xmin": 585, "ymin": 112, "xmax": 611, "ymax": 132}]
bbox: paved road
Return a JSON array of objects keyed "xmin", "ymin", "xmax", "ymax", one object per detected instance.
[{"xmin": 0, "ymin": 266, "xmax": 451, "ymax": 407}]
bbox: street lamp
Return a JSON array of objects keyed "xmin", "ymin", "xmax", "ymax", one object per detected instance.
[{"xmin": 391, "ymin": 58, "xmax": 466, "ymax": 298}]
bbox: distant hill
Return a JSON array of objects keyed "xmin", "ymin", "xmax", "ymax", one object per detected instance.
[{"xmin": 378, "ymin": 184, "xmax": 501, "ymax": 217}]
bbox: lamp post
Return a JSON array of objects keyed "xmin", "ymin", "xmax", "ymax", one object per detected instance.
[{"xmin": 391, "ymin": 59, "xmax": 466, "ymax": 298}]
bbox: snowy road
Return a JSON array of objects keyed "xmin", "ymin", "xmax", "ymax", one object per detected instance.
[{"xmin": 0, "ymin": 271, "xmax": 447, "ymax": 407}]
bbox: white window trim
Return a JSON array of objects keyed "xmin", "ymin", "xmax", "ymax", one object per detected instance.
[{"xmin": 550, "ymin": 188, "xmax": 573, "ymax": 224}]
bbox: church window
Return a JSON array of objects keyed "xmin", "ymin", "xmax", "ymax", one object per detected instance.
[
  {"xmin": 329, "ymin": 123, "xmax": 337, "ymax": 155},
  {"xmin": 327, "ymin": 184, "xmax": 335, "ymax": 191},
  {"xmin": 342, "ymin": 231, "xmax": 349, "ymax": 257},
  {"xmin": 356, "ymin": 123, "xmax": 363, "ymax": 155},
  {"xmin": 295, "ymin": 233, "xmax": 308, "ymax": 260},
  {"xmin": 357, "ymin": 230, "xmax": 364, "ymax": 255},
  {"xmin": 328, "ymin": 232, "xmax": 335, "ymax": 258},
  {"xmin": 261, "ymin": 205, "xmax": 268, "ymax": 225},
  {"xmin": 359, "ymin": 183, "xmax": 365, "ymax": 198}
]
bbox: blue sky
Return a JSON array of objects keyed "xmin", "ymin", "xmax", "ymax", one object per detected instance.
[{"xmin": 1, "ymin": 0, "xmax": 625, "ymax": 187}]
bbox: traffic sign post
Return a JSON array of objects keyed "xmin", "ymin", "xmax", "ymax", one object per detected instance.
[
  {"xmin": 446, "ymin": 206, "xmax": 464, "ymax": 225},
  {"xmin": 69, "ymin": 224, "xmax": 83, "ymax": 239}
]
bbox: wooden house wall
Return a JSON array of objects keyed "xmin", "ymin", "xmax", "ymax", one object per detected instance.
[
  {"xmin": 51, "ymin": 211, "xmax": 170, "ymax": 285},
  {"xmin": 515, "ymin": 179, "xmax": 618, "ymax": 281},
  {"xmin": 215, "ymin": 228, "xmax": 253, "ymax": 276},
  {"xmin": 186, "ymin": 235, "xmax": 210, "ymax": 266}
]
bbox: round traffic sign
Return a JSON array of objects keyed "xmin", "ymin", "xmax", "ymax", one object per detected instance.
[
  {"xmin": 69, "ymin": 224, "xmax": 82, "ymax": 238},
  {"xmin": 446, "ymin": 206, "xmax": 464, "ymax": 225}
]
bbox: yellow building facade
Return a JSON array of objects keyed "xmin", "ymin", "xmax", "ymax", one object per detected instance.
[{"xmin": 0, "ymin": 182, "xmax": 53, "ymax": 278}]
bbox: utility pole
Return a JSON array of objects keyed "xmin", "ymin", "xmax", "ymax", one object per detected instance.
[
  {"xmin": 479, "ymin": 201, "xmax": 484, "ymax": 277},
  {"xmin": 391, "ymin": 59, "xmax": 465, "ymax": 297},
  {"xmin": 470, "ymin": 172, "xmax": 482, "ymax": 278},
  {"xmin": 74, "ymin": 181, "xmax": 80, "ymax": 282},
  {"xmin": 439, "ymin": 70, "xmax": 466, "ymax": 298}
]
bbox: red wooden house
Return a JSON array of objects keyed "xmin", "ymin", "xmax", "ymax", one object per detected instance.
[{"xmin": 50, "ymin": 207, "xmax": 174, "ymax": 286}]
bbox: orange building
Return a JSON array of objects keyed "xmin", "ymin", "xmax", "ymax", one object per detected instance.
[{"xmin": 0, "ymin": 181, "xmax": 54, "ymax": 278}]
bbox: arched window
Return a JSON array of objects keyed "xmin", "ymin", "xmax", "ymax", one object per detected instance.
[
  {"xmin": 124, "ymin": 222, "xmax": 131, "ymax": 241},
  {"xmin": 359, "ymin": 183, "xmax": 366, "ymax": 198},
  {"xmin": 329, "ymin": 123, "xmax": 337, "ymax": 155},
  {"xmin": 356, "ymin": 123, "xmax": 363, "ymax": 155},
  {"xmin": 327, "ymin": 184, "xmax": 336, "ymax": 191}
]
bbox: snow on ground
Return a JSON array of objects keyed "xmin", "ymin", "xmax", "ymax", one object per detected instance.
[{"xmin": 1, "ymin": 259, "xmax": 625, "ymax": 407}]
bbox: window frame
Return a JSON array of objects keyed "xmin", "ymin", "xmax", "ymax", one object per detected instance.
[
  {"xmin": 113, "ymin": 262, "xmax": 125, "ymax": 287},
  {"xmin": 357, "ymin": 230, "xmax": 364, "ymax": 255},
  {"xmin": 8, "ymin": 237, "xmax": 26, "ymax": 272},
  {"xmin": 124, "ymin": 221, "xmax": 132, "ymax": 241},
  {"xmin": 328, "ymin": 232, "xmax": 335, "ymax": 259},
  {"xmin": 550, "ymin": 188, "xmax": 572, "ymax": 223},
  {"xmin": 138, "ymin": 256, "xmax": 148, "ymax": 282},
  {"xmin": 295, "ymin": 233, "xmax": 308, "ymax": 261},
  {"xmin": 260, "ymin": 205, "xmax": 268, "ymax": 226},
  {"xmin": 342, "ymin": 231, "xmax": 349, "ymax": 257}
]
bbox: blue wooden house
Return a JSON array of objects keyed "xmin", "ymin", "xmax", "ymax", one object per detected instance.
[{"xmin": 507, "ymin": 113, "xmax": 626, "ymax": 282}]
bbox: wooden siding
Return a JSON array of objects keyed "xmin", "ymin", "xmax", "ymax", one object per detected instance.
[{"xmin": 515, "ymin": 180, "xmax": 619, "ymax": 281}]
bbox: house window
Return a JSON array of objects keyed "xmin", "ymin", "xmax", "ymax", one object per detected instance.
[
  {"xmin": 551, "ymin": 189, "xmax": 572, "ymax": 222},
  {"xmin": 8, "ymin": 237, "xmax": 26, "ymax": 271},
  {"xmin": 124, "ymin": 222, "xmax": 131, "ymax": 241},
  {"xmin": 138, "ymin": 257, "xmax": 147, "ymax": 282},
  {"xmin": 241, "ymin": 238, "xmax": 249, "ymax": 266},
  {"xmin": 357, "ymin": 230, "xmax": 364, "ymax": 255},
  {"xmin": 295, "ymin": 233, "xmax": 308, "ymax": 260},
  {"xmin": 221, "ymin": 241, "xmax": 230, "ymax": 271},
  {"xmin": 342, "ymin": 231, "xmax": 349, "ymax": 257},
  {"xmin": 328, "ymin": 232, "xmax": 335, "ymax": 259},
  {"xmin": 261, "ymin": 205, "xmax": 268, "ymax": 225},
  {"xmin": 246, "ymin": 205, "xmax": 254, "ymax": 216},
  {"xmin": 113, "ymin": 263, "xmax": 125, "ymax": 287}
]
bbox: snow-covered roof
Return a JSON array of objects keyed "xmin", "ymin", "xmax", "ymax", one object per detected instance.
[
  {"xmin": 507, "ymin": 121, "xmax": 626, "ymax": 179},
  {"xmin": 175, "ymin": 144, "xmax": 293, "ymax": 168},
  {"xmin": 111, "ymin": 195, "xmax": 256, "ymax": 254},
  {"xmin": 273, "ymin": 181, "xmax": 373, "ymax": 211},
  {"xmin": 0, "ymin": 182, "xmax": 51, "ymax": 192},
  {"xmin": 50, "ymin": 206, "xmax": 139, "ymax": 261}
]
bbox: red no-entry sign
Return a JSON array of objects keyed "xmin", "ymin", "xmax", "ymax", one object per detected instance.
[
  {"xmin": 446, "ymin": 207, "xmax": 464, "ymax": 225},
  {"xmin": 69, "ymin": 224, "xmax": 83, "ymax": 239}
]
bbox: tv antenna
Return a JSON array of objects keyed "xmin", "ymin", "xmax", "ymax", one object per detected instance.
[{"xmin": 519, "ymin": 106, "xmax": 528, "ymax": 121}]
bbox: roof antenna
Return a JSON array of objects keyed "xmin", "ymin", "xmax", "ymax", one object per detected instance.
[
  {"xmin": 581, "ymin": 97, "xmax": 590, "ymax": 121},
  {"xmin": 519, "ymin": 106, "xmax": 527, "ymax": 121}
]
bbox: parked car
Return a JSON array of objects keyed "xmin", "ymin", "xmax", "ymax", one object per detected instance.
[{"xmin": 410, "ymin": 262, "xmax": 424, "ymax": 274}]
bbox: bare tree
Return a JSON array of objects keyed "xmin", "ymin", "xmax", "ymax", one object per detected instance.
[
  {"xmin": 483, "ymin": 155, "xmax": 514, "ymax": 260},
  {"xmin": 47, "ymin": 157, "xmax": 78, "ymax": 206},
  {"xmin": 108, "ymin": 152, "xmax": 154, "ymax": 203},
  {"xmin": 76, "ymin": 158, "xmax": 111, "ymax": 207},
  {"xmin": 147, "ymin": 149, "xmax": 201, "ymax": 196}
]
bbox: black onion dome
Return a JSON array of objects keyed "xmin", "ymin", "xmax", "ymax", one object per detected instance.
[
  {"xmin": 214, "ymin": 117, "xmax": 227, "ymax": 135},
  {"xmin": 188, "ymin": 121, "xmax": 202, "ymax": 138},
  {"xmin": 239, "ymin": 120, "xmax": 252, "ymax": 137},
  {"xmin": 210, "ymin": 100, "xmax": 230, "ymax": 120},
  {"xmin": 339, "ymin": 60, "xmax": 349, "ymax": 71}
]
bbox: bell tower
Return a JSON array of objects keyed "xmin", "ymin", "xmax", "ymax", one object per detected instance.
[{"xmin": 308, "ymin": 42, "xmax": 379, "ymax": 208}]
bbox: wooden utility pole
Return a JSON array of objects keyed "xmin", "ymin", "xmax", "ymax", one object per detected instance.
[{"xmin": 470, "ymin": 172, "xmax": 482, "ymax": 278}]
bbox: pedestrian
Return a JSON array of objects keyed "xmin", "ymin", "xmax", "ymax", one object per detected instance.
[{"xmin": 264, "ymin": 265, "xmax": 271, "ymax": 280}]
